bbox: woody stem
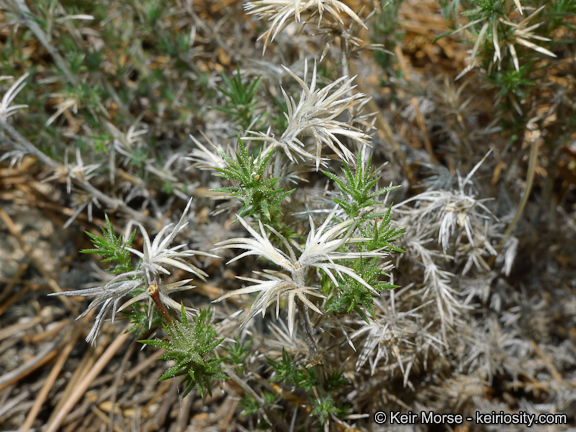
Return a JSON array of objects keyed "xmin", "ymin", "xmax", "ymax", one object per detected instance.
[
  {"xmin": 296, "ymin": 297, "xmax": 317, "ymax": 357},
  {"xmin": 148, "ymin": 280, "xmax": 173, "ymax": 326}
]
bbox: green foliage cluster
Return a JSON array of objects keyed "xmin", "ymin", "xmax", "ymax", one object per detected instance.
[
  {"xmin": 311, "ymin": 395, "xmax": 347, "ymax": 426},
  {"xmin": 323, "ymin": 151, "xmax": 397, "ymax": 221},
  {"xmin": 327, "ymin": 256, "xmax": 395, "ymax": 323},
  {"xmin": 125, "ymin": 303, "xmax": 164, "ymax": 337},
  {"xmin": 214, "ymin": 139, "xmax": 293, "ymax": 222},
  {"xmin": 371, "ymin": 0, "xmax": 406, "ymax": 68},
  {"xmin": 81, "ymin": 215, "xmax": 135, "ymax": 274},
  {"xmin": 265, "ymin": 350, "xmax": 349, "ymax": 426},
  {"xmin": 267, "ymin": 349, "xmax": 318, "ymax": 391},
  {"xmin": 216, "ymin": 67, "xmax": 263, "ymax": 133},
  {"xmin": 240, "ymin": 391, "xmax": 276, "ymax": 416},
  {"xmin": 140, "ymin": 307, "xmax": 227, "ymax": 398},
  {"xmin": 323, "ymin": 154, "xmax": 405, "ymax": 321},
  {"xmin": 223, "ymin": 337, "xmax": 252, "ymax": 375},
  {"xmin": 435, "ymin": 0, "xmax": 575, "ymax": 127}
]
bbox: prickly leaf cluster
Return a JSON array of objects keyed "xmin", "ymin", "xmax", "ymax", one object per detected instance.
[{"xmin": 140, "ymin": 307, "xmax": 226, "ymax": 398}]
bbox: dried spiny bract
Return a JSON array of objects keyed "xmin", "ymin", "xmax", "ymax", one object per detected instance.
[
  {"xmin": 501, "ymin": 289, "xmax": 552, "ymax": 342},
  {"xmin": 352, "ymin": 290, "xmax": 442, "ymax": 385},
  {"xmin": 408, "ymin": 237, "xmax": 462, "ymax": 328},
  {"xmin": 392, "ymin": 157, "xmax": 500, "ymax": 332},
  {"xmin": 495, "ymin": 236, "xmax": 518, "ymax": 277},
  {"xmin": 106, "ymin": 121, "xmax": 149, "ymax": 180},
  {"xmin": 107, "ymin": 121, "xmax": 149, "ymax": 162},
  {"xmin": 52, "ymin": 199, "xmax": 216, "ymax": 343},
  {"xmin": 45, "ymin": 90, "xmax": 81, "ymax": 126},
  {"xmin": 63, "ymin": 188, "xmax": 101, "ymax": 229},
  {"xmin": 311, "ymin": 7, "xmax": 367, "ymax": 61},
  {"xmin": 0, "ymin": 148, "xmax": 27, "ymax": 172},
  {"xmin": 0, "ymin": 73, "xmax": 29, "ymax": 121},
  {"xmin": 394, "ymin": 186, "xmax": 494, "ymax": 256},
  {"xmin": 214, "ymin": 207, "xmax": 383, "ymax": 335},
  {"xmin": 461, "ymin": 317, "xmax": 530, "ymax": 385},
  {"xmin": 247, "ymin": 61, "xmax": 370, "ymax": 170},
  {"xmin": 245, "ymin": 0, "xmax": 366, "ymax": 52},
  {"xmin": 394, "ymin": 154, "xmax": 497, "ymax": 263},
  {"xmin": 43, "ymin": 148, "xmax": 100, "ymax": 195},
  {"xmin": 429, "ymin": 374, "xmax": 485, "ymax": 411}
]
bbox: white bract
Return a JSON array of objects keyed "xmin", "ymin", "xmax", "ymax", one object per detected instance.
[
  {"xmin": 128, "ymin": 199, "xmax": 217, "ymax": 284},
  {"xmin": 394, "ymin": 154, "xmax": 495, "ymax": 256},
  {"xmin": 52, "ymin": 199, "xmax": 216, "ymax": 343},
  {"xmin": 246, "ymin": 61, "xmax": 370, "ymax": 170},
  {"xmin": 352, "ymin": 290, "xmax": 441, "ymax": 385},
  {"xmin": 245, "ymin": 0, "xmax": 366, "ymax": 52},
  {"xmin": 214, "ymin": 207, "xmax": 384, "ymax": 335},
  {"xmin": 187, "ymin": 133, "xmax": 228, "ymax": 171},
  {"xmin": 0, "ymin": 73, "xmax": 29, "ymax": 121},
  {"xmin": 42, "ymin": 148, "xmax": 100, "ymax": 195},
  {"xmin": 392, "ymin": 154, "xmax": 501, "ymax": 338}
]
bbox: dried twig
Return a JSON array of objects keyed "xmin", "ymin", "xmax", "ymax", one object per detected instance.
[{"xmin": 45, "ymin": 326, "xmax": 131, "ymax": 432}]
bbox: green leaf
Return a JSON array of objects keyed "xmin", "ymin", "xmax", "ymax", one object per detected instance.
[
  {"xmin": 323, "ymin": 152, "xmax": 399, "ymax": 221},
  {"xmin": 81, "ymin": 214, "xmax": 135, "ymax": 273},
  {"xmin": 140, "ymin": 306, "xmax": 227, "ymax": 398},
  {"xmin": 215, "ymin": 66, "xmax": 262, "ymax": 132},
  {"xmin": 311, "ymin": 395, "xmax": 346, "ymax": 425},
  {"xmin": 213, "ymin": 138, "xmax": 292, "ymax": 223}
]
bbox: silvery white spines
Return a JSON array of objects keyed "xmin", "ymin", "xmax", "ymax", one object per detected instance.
[
  {"xmin": 213, "ymin": 207, "xmax": 388, "ymax": 336},
  {"xmin": 52, "ymin": 198, "xmax": 217, "ymax": 343},
  {"xmin": 126, "ymin": 199, "xmax": 215, "ymax": 285},
  {"xmin": 244, "ymin": 0, "xmax": 366, "ymax": 53},
  {"xmin": 0, "ymin": 73, "xmax": 29, "ymax": 170},
  {"xmin": 245, "ymin": 60, "xmax": 370, "ymax": 171},
  {"xmin": 0, "ymin": 73, "xmax": 29, "ymax": 121}
]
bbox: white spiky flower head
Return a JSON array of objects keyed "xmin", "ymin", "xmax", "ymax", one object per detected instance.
[
  {"xmin": 127, "ymin": 198, "xmax": 218, "ymax": 284},
  {"xmin": 0, "ymin": 73, "xmax": 29, "ymax": 121},
  {"xmin": 246, "ymin": 60, "xmax": 370, "ymax": 170},
  {"xmin": 214, "ymin": 207, "xmax": 385, "ymax": 335},
  {"xmin": 245, "ymin": 0, "xmax": 366, "ymax": 52},
  {"xmin": 52, "ymin": 198, "xmax": 217, "ymax": 343}
]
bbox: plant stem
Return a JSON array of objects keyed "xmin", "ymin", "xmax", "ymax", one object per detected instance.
[
  {"xmin": 296, "ymin": 297, "xmax": 317, "ymax": 357},
  {"xmin": 148, "ymin": 279, "xmax": 173, "ymax": 326},
  {"xmin": 503, "ymin": 138, "xmax": 538, "ymax": 239},
  {"xmin": 273, "ymin": 150, "xmax": 283, "ymax": 181},
  {"xmin": 0, "ymin": 119, "xmax": 57, "ymax": 169},
  {"xmin": 489, "ymin": 137, "xmax": 538, "ymax": 267},
  {"xmin": 340, "ymin": 35, "xmax": 351, "ymax": 80}
]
